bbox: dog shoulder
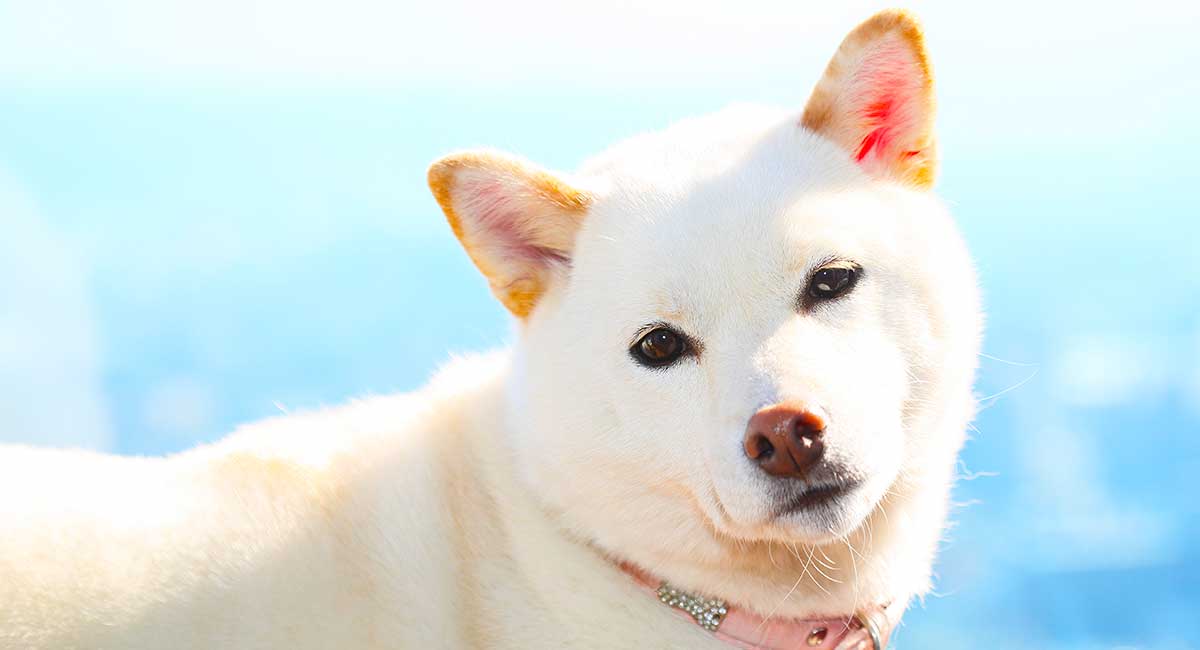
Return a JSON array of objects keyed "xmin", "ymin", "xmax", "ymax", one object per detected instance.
[{"xmin": 0, "ymin": 351, "xmax": 514, "ymax": 648}]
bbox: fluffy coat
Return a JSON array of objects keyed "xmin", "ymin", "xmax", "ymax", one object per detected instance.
[{"xmin": 1, "ymin": 10, "xmax": 981, "ymax": 649}]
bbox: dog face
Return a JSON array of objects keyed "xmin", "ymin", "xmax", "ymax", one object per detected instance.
[{"xmin": 430, "ymin": 10, "xmax": 980, "ymax": 605}]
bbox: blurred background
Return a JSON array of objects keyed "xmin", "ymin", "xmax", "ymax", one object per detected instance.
[{"xmin": 1, "ymin": 0, "xmax": 1197, "ymax": 647}]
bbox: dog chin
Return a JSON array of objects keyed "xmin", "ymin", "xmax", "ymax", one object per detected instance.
[{"xmin": 757, "ymin": 482, "xmax": 879, "ymax": 544}]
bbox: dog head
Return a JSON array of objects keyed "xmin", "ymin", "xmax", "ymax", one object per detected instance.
[{"xmin": 429, "ymin": 10, "xmax": 981, "ymax": 613}]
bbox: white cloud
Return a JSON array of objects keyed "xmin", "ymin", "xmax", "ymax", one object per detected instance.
[
  {"xmin": 0, "ymin": 171, "xmax": 113, "ymax": 450},
  {"xmin": 0, "ymin": 0, "xmax": 863, "ymax": 88},
  {"xmin": 1019, "ymin": 424, "xmax": 1104, "ymax": 511},
  {"xmin": 2, "ymin": 0, "xmax": 1194, "ymax": 94},
  {"xmin": 141, "ymin": 376, "xmax": 217, "ymax": 440},
  {"xmin": 1189, "ymin": 329, "xmax": 1200, "ymax": 417},
  {"xmin": 1051, "ymin": 334, "xmax": 1169, "ymax": 408},
  {"xmin": 1026, "ymin": 508, "xmax": 1180, "ymax": 572},
  {"xmin": 1015, "ymin": 425, "xmax": 1181, "ymax": 571}
]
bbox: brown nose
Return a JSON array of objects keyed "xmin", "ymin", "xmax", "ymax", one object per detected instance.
[{"xmin": 743, "ymin": 402, "xmax": 827, "ymax": 479}]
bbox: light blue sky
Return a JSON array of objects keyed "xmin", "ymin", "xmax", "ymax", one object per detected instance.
[{"xmin": 1, "ymin": 2, "xmax": 1198, "ymax": 647}]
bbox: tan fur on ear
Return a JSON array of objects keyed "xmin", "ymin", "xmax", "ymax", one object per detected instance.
[
  {"xmin": 428, "ymin": 152, "xmax": 591, "ymax": 318},
  {"xmin": 802, "ymin": 9, "xmax": 937, "ymax": 188}
]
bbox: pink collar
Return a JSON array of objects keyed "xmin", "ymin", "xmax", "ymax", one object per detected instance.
[{"xmin": 621, "ymin": 563, "xmax": 892, "ymax": 650}]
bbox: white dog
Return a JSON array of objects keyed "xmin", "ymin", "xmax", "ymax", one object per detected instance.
[{"xmin": 0, "ymin": 10, "xmax": 981, "ymax": 649}]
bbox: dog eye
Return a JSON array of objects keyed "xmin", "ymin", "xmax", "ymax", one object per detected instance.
[
  {"xmin": 631, "ymin": 327, "xmax": 689, "ymax": 368},
  {"xmin": 806, "ymin": 263, "xmax": 860, "ymax": 304}
]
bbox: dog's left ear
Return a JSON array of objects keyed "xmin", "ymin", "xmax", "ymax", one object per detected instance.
[
  {"xmin": 427, "ymin": 151, "xmax": 591, "ymax": 318},
  {"xmin": 802, "ymin": 10, "xmax": 937, "ymax": 188}
]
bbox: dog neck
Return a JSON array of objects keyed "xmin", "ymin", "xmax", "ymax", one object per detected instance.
[{"xmin": 618, "ymin": 561, "xmax": 893, "ymax": 650}]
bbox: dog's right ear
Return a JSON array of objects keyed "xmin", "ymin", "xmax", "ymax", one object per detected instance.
[{"xmin": 427, "ymin": 151, "xmax": 591, "ymax": 318}]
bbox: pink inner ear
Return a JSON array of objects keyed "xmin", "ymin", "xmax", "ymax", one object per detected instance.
[
  {"xmin": 849, "ymin": 38, "xmax": 925, "ymax": 164},
  {"xmin": 467, "ymin": 179, "xmax": 568, "ymax": 267}
]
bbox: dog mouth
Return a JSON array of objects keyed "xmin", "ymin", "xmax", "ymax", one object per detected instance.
[{"xmin": 772, "ymin": 480, "xmax": 861, "ymax": 519}]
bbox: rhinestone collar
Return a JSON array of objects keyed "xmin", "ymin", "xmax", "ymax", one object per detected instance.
[{"xmin": 621, "ymin": 563, "xmax": 891, "ymax": 650}]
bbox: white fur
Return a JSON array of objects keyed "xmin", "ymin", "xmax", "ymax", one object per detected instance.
[{"xmin": 0, "ymin": 70, "xmax": 980, "ymax": 650}]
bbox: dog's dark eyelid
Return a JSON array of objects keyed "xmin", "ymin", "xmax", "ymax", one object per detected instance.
[
  {"xmin": 801, "ymin": 262, "xmax": 862, "ymax": 309},
  {"xmin": 629, "ymin": 323, "xmax": 701, "ymax": 368}
]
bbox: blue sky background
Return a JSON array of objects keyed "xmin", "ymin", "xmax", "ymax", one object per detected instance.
[{"xmin": 1, "ymin": 1, "xmax": 1198, "ymax": 647}]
